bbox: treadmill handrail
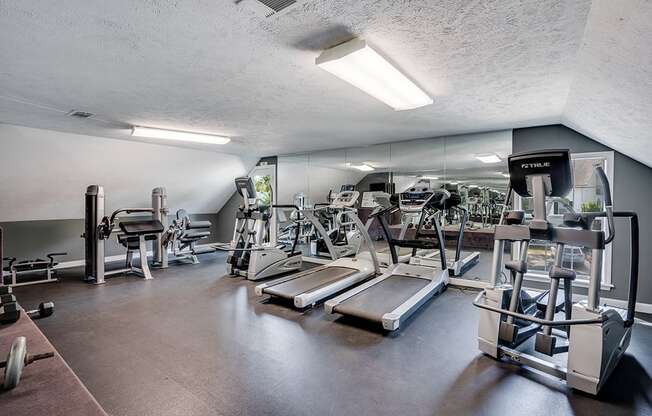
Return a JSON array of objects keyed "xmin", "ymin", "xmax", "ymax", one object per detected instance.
[
  {"xmin": 413, "ymin": 208, "xmax": 447, "ymax": 269},
  {"xmin": 452, "ymin": 206, "xmax": 468, "ymax": 263},
  {"xmin": 272, "ymin": 204, "xmax": 302, "ymax": 256},
  {"xmin": 343, "ymin": 210, "xmax": 381, "ymax": 276},
  {"xmin": 370, "ymin": 205, "xmax": 400, "ymax": 219},
  {"xmin": 302, "ymin": 210, "xmax": 339, "ymax": 260}
]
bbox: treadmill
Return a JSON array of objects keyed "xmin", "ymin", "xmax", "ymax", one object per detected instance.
[
  {"xmin": 325, "ymin": 189, "xmax": 449, "ymax": 331},
  {"xmin": 409, "ymin": 193, "xmax": 480, "ymax": 276},
  {"xmin": 255, "ymin": 194, "xmax": 381, "ymax": 309},
  {"xmin": 359, "ymin": 192, "xmax": 412, "ymax": 267}
]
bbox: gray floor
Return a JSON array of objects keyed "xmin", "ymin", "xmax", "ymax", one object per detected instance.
[{"xmin": 11, "ymin": 253, "xmax": 652, "ymax": 416}]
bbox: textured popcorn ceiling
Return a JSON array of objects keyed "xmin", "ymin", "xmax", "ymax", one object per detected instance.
[
  {"xmin": 563, "ymin": 0, "xmax": 652, "ymax": 167},
  {"xmin": 0, "ymin": 1, "xmax": 649, "ymax": 166}
]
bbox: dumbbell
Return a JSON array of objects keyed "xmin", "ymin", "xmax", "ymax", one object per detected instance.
[
  {"xmin": 0, "ymin": 301, "xmax": 54, "ymax": 324},
  {"xmin": 1, "ymin": 336, "xmax": 54, "ymax": 390}
]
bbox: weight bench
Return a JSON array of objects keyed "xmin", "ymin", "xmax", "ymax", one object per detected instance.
[
  {"xmin": 162, "ymin": 210, "xmax": 215, "ymax": 265},
  {"xmin": 112, "ymin": 220, "xmax": 164, "ymax": 280},
  {"xmin": 1, "ymin": 227, "xmax": 67, "ymax": 287},
  {"xmin": 2, "ymin": 253, "xmax": 67, "ymax": 287}
]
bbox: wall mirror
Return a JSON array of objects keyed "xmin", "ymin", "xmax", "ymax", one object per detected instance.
[{"xmin": 275, "ymin": 130, "xmax": 513, "ymax": 286}]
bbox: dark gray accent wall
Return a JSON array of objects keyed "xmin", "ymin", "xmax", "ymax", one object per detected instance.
[
  {"xmin": 0, "ymin": 213, "xmax": 220, "ymax": 264},
  {"xmin": 214, "ymin": 192, "xmax": 241, "ymax": 243},
  {"xmin": 513, "ymin": 125, "xmax": 652, "ymax": 304}
]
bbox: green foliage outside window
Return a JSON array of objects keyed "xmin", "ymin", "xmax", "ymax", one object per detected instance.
[
  {"xmin": 254, "ymin": 175, "xmax": 272, "ymax": 207},
  {"xmin": 581, "ymin": 200, "xmax": 602, "ymax": 212}
]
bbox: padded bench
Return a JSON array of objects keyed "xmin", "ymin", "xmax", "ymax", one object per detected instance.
[{"xmin": 114, "ymin": 219, "xmax": 164, "ymax": 280}]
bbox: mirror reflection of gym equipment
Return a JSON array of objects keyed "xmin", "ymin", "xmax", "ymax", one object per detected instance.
[{"xmin": 2, "ymin": 2, "xmax": 652, "ymax": 416}]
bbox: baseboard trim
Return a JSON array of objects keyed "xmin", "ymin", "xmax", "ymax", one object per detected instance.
[
  {"xmin": 49, "ymin": 243, "xmax": 216, "ymax": 270},
  {"xmin": 30, "ymin": 249, "xmax": 652, "ymax": 314}
]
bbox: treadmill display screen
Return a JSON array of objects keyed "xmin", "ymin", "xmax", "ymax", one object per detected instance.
[{"xmin": 400, "ymin": 192, "xmax": 434, "ymax": 208}]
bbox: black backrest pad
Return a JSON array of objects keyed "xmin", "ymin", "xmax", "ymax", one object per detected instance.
[
  {"xmin": 508, "ymin": 149, "xmax": 572, "ymax": 197},
  {"xmin": 119, "ymin": 220, "xmax": 165, "ymax": 235}
]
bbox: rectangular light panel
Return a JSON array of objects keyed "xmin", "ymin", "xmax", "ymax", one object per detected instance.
[
  {"xmin": 350, "ymin": 163, "xmax": 375, "ymax": 172},
  {"xmin": 475, "ymin": 153, "xmax": 502, "ymax": 164},
  {"xmin": 132, "ymin": 126, "xmax": 230, "ymax": 145},
  {"xmin": 316, "ymin": 38, "xmax": 433, "ymax": 111}
]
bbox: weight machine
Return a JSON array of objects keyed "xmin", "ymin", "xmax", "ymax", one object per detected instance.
[{"xmin": 83, "ymin": 185, "xmax": 164, "ymax": 284}]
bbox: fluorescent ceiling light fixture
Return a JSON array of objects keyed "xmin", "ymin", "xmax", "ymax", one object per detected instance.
[
  {"xmin": 316, "ymin": 38, "xmax": 433, "ymax": 111},
  {"xmin": 449, "ymin": 182, "xmax": 459, "ymax": 185},
  {"xmin": 475, "ymin": 153, "xmax": 502, "ymax": 164},
  {"xmin": 131, "ymin": 126, "xmax": 230, "ymax": 145},
  {"xmin": 420, "ymin": 176, "xmax": 439, "ymax": 180},
  {"xmin": 349, "ymin": 163, "xmax": 375, "ymax": 172}
]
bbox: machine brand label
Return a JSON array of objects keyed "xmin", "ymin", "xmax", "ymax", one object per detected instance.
[{"xmin": 521, "ymin": 162, "xmax": 550, "ymax": 168}]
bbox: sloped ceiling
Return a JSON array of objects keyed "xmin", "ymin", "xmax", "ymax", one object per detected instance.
[
  {"xmin": 0, "ymin": 1, "xmax": 650, "ymax": 166},
  {"xmin": 563, "ymin": 0, "xmax": 652, "ymax": 167}
]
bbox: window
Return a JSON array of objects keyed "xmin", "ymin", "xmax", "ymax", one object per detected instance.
[{"xmin": 516, "ymin": 151, "xmax": 614, "ymax": 289}]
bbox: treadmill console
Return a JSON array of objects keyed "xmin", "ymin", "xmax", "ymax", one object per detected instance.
[
  {"xmin": 399, "ymin": 187, "xmax": 435, "ymax": 213},
  {"xmin": 330, "ymin": 190, "xmax": 360, "ymax": 209}
]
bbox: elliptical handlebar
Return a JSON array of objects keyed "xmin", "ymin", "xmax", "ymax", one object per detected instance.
[{"xmin": 595, "ymin": 166, "xmax": 615, "ymax": 244}]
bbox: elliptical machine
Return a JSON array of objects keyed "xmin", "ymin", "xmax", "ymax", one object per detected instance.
[
  {"xmin": 226, "ymin": 177, "xmax": 302, "ymax": 280},
  {"xmin": 473, "ymin": 149, "xmax": 639, "ymax": 394},
  {"xmin": 309, "ymin": 189, "xmax": 363, "ymax": 259}
]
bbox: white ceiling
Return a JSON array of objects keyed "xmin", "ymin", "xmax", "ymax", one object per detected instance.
[
  {"xmin": 562, "ymin": 0, "xmax": 652, "ymax": 167},
  {"xmin": 0, "ymin": 1, "xmax": 650, "ymax": 166}
]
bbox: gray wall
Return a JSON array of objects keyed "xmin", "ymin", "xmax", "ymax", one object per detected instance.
[
  {"xmin": 513, "ymin": 125, "xmax": 652, "ymax": 303},
  {"xmin": 214, "ymin": 193, "xmax": 241, "ymax": 243},
  {"xmin": 0, "ymin": 213, "xmax": 220, "ymax": 264}
]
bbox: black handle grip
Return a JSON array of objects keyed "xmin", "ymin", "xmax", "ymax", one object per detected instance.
[
  {"xmin": 594, "ymin": 166, "xmax": 615, "ymax": 243},
  {"xmin": 595, "ymin": 166, "xmax": 612, "ymax": 207}
]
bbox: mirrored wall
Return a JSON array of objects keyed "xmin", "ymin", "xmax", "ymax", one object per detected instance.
[{"xmin": 275, "ymin": 130, "xmax": 513, "ymax": 284}]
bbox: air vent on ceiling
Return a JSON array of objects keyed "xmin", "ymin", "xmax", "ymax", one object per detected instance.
[
  {"xmin": 235, "ymin": 0, "xmax": 298, "ymax": 18},
  {"xmin": 67, "ymin": 110, "xmax": 95, "ymax": 118}
]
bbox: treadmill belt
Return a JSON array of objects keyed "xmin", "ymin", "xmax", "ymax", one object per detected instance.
[
  {"xmin": 332, "ymin": 275, "xmax": 430, "ymax": 323},
  {"xmin": 264, "ymin": 266, "xmax": 358, "ymax": 299}
]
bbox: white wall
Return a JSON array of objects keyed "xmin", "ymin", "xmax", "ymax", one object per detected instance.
[{"xmin": 0, "ymin": 124, "xmax": 257, "ymax": 221}]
